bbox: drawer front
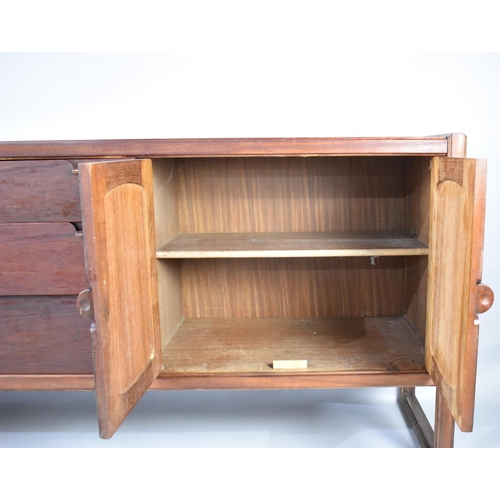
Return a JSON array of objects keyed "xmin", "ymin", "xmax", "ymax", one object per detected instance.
[
  {"xmin": 0, "ymin": 223, "xmax": 87, "ymax": 295},
  {"xmin": 0, "ymin": 296, "xmax": 93, "ymax": 374},
  {"xmin": 0, "ymin": 160, "xmax": 81, "ymax": 223}
]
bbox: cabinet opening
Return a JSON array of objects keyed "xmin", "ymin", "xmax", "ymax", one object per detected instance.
[
  {"xmin": 152, "ymin": 156, "xmax": 430, "ymax": 378},
  {"xmin": 153, "ymin": 156, "xmax": 430, "ymax": 257},
  {"xmin": 156, "ymin": 256, "xmax": 427, "ymax": 375}
]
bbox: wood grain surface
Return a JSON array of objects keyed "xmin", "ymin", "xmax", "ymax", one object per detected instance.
[
  {"xmin": 0, "ymin": 374, "xmax": 94, "ymax": 390},
  {"xmin": 0, "ymin": 223, "xmax": 87, "ymax": 295},
  {"xmin": 0, "ymin": 137, "xmax": 448, "ymax": 159},
  {"xmin": 162, "ymin": 316, "xmax": 426, "ymax": 375},
  {"xmin": 175, "ymin": 157, "xmax": 408, "ymax": 235},
  {"xmin": 151, "ymin": 371, "xmax": 434, "ymax": 390},
  {"xmin": 0, "ymin": 160, "xmax": 81, "ymax": 223},
  {"xmin": 434, "ymin": 389, "xmax": 455, "ymax": 447},
  {"xmin": 79, "ymin": 158, "xmax": 161, "ymax": 438},
  {"xmin": 426, "ymin": 157, "xmax": 486, "ymax": 432},
  {"xmin": 180, "ymin": 257, "xmax": 407, "ymax": 319},
  {"xmin": 0, "ymin": 296, "xmax": 93, "ymax": 374},
  {"xmin": 158, "ymin": 231, "xmax": 428, "ymax": 258},
  {"xmin": 153, "ymin": 161, "xmax": 183, "ymax": 347},
  {"xmin": 405, "ymin": 157, "xmax": 431, "ymax": 341}
]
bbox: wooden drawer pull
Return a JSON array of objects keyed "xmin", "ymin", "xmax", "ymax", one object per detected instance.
[
  {"xmin": 77, "ymin": 288, "xmax": 95, "ymax": 320},
  {"xmin": 476, "ymin": 283, "xmax": 494, "ymax": 314}
]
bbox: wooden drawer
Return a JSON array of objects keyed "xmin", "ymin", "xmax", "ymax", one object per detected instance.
[
  {"xmin": 0, "ymin": 223, "xmax": 87, "ymax": 295},
  {"xmin": 0, "ymin": 296, "xmax": 93, "ymax": 374},
  {"xmin": 0, "ymin": 160, "xmax": 81, "ymax": 223}
]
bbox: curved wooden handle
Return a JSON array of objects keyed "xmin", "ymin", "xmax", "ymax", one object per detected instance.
[{"xmin": 476, "ymin": 283, "xmax": 494, "ymax": 314}]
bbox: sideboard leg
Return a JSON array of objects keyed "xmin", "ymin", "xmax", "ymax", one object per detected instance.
[
  {"xmin": 434, "ymin": 389, "xmax": 455, "ymax": 448},
  {"xmin": 397, "ymin": 387, "xmax": 433, "ymax": 448}
]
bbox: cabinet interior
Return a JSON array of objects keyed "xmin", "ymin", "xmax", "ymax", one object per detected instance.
[{"xmin": 152, "ymin": 156, "xmax": 431, "ymax": 376}]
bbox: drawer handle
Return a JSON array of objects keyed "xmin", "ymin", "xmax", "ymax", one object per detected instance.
[
  {"xmin": 77, "ymin": 288, "xmax": 95, "ymax": 320},
  {"xmin": 476, "ymin": 283, "xmax": 494, "ymax": 314}
]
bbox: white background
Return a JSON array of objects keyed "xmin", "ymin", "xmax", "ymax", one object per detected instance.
[{"xmin": 1, "ymin": 1, "xmax": 499, "ymax": 495}]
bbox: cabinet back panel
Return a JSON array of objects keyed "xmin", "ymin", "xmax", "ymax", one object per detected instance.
[
  {"xmin": 181, "ymin": 257, "xmax": 405, "ymax": 318},
  {"xmin": 176, "ymin": 157, "xmax": 407, "ymax": 234}
]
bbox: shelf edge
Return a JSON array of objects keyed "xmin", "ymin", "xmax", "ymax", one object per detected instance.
[{"xmin": 157, "ymin": 248, "xmax": 429, "ymax": 258}]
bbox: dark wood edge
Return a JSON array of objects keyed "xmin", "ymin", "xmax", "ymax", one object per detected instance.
[
  {"xmin": 446, "ymin": 133, "xmax": 467, "ymax": 158},
  {"xmin": 0, "ymin": 373, "xmax": 433, "ymax": 391},
  {"xmin": 0, "ymin": 374, "xmax": 95, "ymax": 391},
  {"xmin": 0, "ymin": 137, "xmax": 449, "ymax": 159},
  {"xmin": 397, "ymin": 387, "xmax": 434, "ymax": 448},
  {"xmin": 434, "ymin": 389, "xmax": 455, "ymax": 448},
  {"xmin": 151, "ymin": 372, "xmax": 434, "ymax": 390}
]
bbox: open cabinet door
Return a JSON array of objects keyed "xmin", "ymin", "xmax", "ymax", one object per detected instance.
[
  {"xmin": 79, "ymin": 159, "xmax": 161, "ymax": 438},
  {"xmin": 426, "ymin": 157, "xmax": 492, "ymax": 432}
]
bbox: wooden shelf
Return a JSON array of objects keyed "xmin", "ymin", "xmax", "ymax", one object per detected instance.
[
  {"xmin": 157, "ymin": 231, "xmax": 428, "ymax": 258},
  {"xmin": 161, "ymin": 316, "xmax": 426, "ymax": 376}
]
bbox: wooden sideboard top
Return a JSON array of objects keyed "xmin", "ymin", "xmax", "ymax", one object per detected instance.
[{"xmin": 0, "ymin": 136, "xmax": 449, "ymax": 159}]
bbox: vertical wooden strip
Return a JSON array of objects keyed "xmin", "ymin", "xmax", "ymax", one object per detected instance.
[
  {"xmin": 404, "ymin": 157, "xmax": 430, "ymax": 341},
  {"xmin": 458, "ymin": 159, "xmax": 487, "ymax": 429},
  {"xmin": 153, "ymin": 160, "xmax": 183, "ymax": 346},
  {"xmin": 434, "ymin": 389, "xmax": 455, "ymax": 448},
  {"xmin": 426, "ymin": 157, "xmax": 482, "ymax": 432},
  {"xmin": 104, "ymin": 184, "xmax": 153, "ymax": 394},
  {"xmin": 447, "ymin": 133, "xmax": 467, "ymax": 158},
  {"xmin": 405, "ymin": 157, "xmax": 431, "ymax": 244},
  {"xmin": 398, "ymin": 388, "xmax": 433, "ymax": 448}
]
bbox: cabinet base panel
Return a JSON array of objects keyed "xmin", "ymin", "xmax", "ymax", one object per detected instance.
[
  {"xmin": 162, "ymin": 316, "xmax": 427, "ymax": 376},
  {"xmin": 0, "ymin": 373, "xmax": 434, "ymax": 391},
  {"xmin": 151, "ymin": 372, "xmax": 434, "ymax": 390}
]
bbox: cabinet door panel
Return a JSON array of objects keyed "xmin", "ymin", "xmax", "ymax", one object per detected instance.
[
  {"xmin": 426, "ymin": 158, "xmax": 487, "ymax": 431},
  {"xmin": 79, "ymin": 159, "xmax": 161, "ymax": 438}
]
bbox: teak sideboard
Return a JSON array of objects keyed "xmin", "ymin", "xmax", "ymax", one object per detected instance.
[{"xmin": 0, "ymin": 134, "xmax": 494, "ymax": 447}]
